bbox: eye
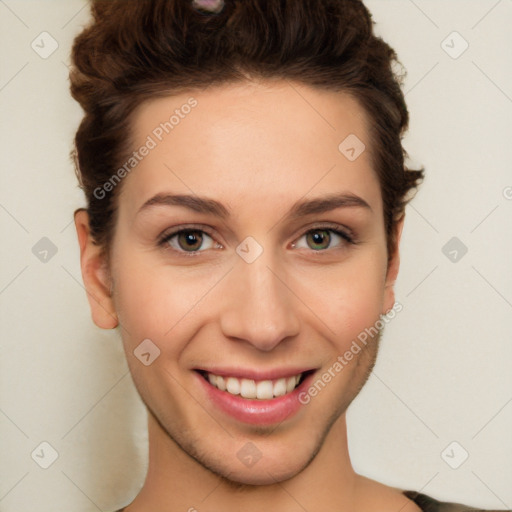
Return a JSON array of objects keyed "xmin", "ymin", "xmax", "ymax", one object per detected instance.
[
  {"xmin": 158, "ymin": 224, "xmax": 354, "ymax": 256},
  {"xmin": 159, "ymin": 228, "xmax": 221, "ymax": 254},
  {"xmin": 292, "ymin": 227, "xmax": 353, "ymax": 251}
]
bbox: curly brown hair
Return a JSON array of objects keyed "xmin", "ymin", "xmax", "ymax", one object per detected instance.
[{"xmin": 70, "ymin": 0, "xmax": 423, "ymax": 261}]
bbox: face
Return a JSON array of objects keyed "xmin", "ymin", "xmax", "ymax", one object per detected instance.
[{"xmin": 77, "ymin": 80, "xmax": 402, "ymax": 485}]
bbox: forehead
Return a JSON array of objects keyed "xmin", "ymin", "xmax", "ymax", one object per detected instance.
[{"xmin": 119, "ymin": 80, "xmax": 382, "ymax": 219}]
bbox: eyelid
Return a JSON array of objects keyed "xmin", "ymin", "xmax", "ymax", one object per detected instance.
[
  {"xmin": 157, "ymin": 223, "xmax": 219, "ymax": 245},
  {"xmin": 293, "ymin": 221, "xmax": 355, "ymax": 243}
]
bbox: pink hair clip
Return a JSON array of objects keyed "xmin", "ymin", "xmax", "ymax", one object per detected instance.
[{"xmin": 192, "ymin": 0, "xmax": 225, "ymax": 13}]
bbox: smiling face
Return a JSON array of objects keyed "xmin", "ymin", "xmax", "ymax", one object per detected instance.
[{"xmin": 79, "ymin": 80, "xmax": 402, "ymax": 485}]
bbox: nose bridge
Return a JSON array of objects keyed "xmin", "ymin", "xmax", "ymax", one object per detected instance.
[{"xmin": 219, "ymin": 244, "xmax": 300, "ymax": 351}]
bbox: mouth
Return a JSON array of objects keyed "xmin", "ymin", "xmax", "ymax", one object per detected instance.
[
  {"xmin": 194, "ymin": 368, "xmax": 316, "ymax": 425},
  {"xmin": 197, "ymin": 370, "xmax": 311, "ymax": 400}
]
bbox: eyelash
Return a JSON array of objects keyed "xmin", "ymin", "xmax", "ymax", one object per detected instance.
[{"xmin": 157, "ymin": 223, "xmax": 356, "ymax": 257}]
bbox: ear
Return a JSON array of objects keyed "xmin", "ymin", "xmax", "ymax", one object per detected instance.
[
  {"xmin": 74, "ymin": 209, "xmax": 118, "ymax": 329},
  {"xmin": 382, "ymin": 215, "xmax": 405, "ymax": 315}
]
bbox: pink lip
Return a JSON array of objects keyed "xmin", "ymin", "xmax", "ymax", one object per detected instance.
[
  {"xmin": 194, "ymin": 370, "xmax": 316, "ymax": 425},
  {"xmin": 195, "ymin": 367, "xmax": 313, "ymax": 381}
]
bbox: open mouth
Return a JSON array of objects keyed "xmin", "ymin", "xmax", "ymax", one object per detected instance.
[{"xmin": 197, "ymin": 370, "xmax": 313, "ymax": 400}]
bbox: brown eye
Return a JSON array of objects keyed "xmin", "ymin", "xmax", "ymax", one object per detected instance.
[
  {"xmin": 293, "ymin": 228, "xmax": 352, "ymax": 251},
  {"xmin": 177, "ymin": 231, "xmax": 204, "ymax": 251},
  {"xmin": 161, "ymin": 229, "xmax": 216, "ymax": 253}
]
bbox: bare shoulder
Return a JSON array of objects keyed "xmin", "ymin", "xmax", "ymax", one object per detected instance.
[{"xmin": 355, "ymin": 475, "xmax": 423, "ymax": 512}]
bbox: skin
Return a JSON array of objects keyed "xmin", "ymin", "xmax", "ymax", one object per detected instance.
[{"xmin": 75, "ymin": 80, "xmax": 420, "ymax": 512}]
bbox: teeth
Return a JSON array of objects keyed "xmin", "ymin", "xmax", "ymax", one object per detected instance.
[
  {"xmin": 240, "ymin": 379, "xmax": 256, "ymax": 399},
  {"xmin": 205, "ymin": 372, "xmax": 303, "ymax": 399},
  {"xmin": 286, "ymin": 376, "xmax": 296, "ymax": 393},
  {"xmin": 226, "ymin": 377, "xmax": 240, "ymax": 395},
  {"xmin": 273, "ymin": 378, "xmax": 287, "ymax": 397},
  {"xmin": 256, "ymin": 380, "xmax": 273, "ymax": 400},
  {"xmin": 217, "ymin": 375, "xmax": 226, "ymax": 391}
]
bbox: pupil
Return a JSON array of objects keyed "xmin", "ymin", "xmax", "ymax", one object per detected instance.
[
  {"xmin": 180, "ymin": 231, "xmax": 202, "ymax": 250},
  {"xmin": 309, "ymin": 230, "xmax": 329, "ymax": 250}
]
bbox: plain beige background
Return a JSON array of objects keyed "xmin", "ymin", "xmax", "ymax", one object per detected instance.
[{"xmin": 0, "ymin": 1, "xmax": 511, "ymax": 511}]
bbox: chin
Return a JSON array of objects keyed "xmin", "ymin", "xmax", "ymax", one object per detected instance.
[
  {"xmin": 205, "ymin": 433, "xmax": 322, "ymax": 487},
  {"xmin": 212, "ymin": 453, "xmax": 311, "ymax": 487}
]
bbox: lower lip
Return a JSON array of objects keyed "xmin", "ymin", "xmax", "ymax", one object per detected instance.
[{"xmin": 195, "ymin": 372, "xmax": 315, "ymax": 425}]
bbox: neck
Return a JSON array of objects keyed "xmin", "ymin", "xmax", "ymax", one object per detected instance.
[{"xmin": 127, "ymin": 412, "xmax": 359, "ymax": 512}]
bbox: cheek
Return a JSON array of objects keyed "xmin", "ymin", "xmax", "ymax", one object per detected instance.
[
  {"xmin": 296, "ymin": 250, "xmax": 387, "ymax": 349},
  {"xmin": 112, "ymin": 251, "xmax": 225, "ymax": 348}
]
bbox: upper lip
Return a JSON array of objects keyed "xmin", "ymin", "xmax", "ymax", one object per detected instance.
[{"xmin": 195, "ymin": 367, "xmax": 316, "ymax": 381}]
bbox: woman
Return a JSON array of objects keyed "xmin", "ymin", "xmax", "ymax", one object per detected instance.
[{"xmin": 69, "ymin": 0, "xmax": 507, "ymax": 510}]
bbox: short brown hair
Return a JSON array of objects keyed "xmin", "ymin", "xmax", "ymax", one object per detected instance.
[{"xmin": 70, "ymin": 0, "xmax": 424, "ymax": 260}]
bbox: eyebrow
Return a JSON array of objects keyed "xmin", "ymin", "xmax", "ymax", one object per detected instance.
[{"xmin": 137, "ymin": 192, "xmax": 372, "ymax": 219}]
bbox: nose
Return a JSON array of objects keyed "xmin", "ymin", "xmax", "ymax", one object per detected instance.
[{"xmin": 219, "ymin": 247, "xmax": 300, "ymax": 352}]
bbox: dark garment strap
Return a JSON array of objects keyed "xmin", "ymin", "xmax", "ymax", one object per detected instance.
[{"xmin": 404, "ymin": 490, "xmax": 511, "ymax": 512}]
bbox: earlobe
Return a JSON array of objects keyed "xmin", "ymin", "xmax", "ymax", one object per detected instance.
[
  {"xmin": 382, "ymin": 215, "xmax": 405, "ymax": 315},
  {"xmin": 74, "ymin": 209, "xmax": 118, "ymax": 329}
]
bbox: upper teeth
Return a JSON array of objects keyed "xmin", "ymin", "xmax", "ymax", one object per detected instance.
[{"xmin": 207, "ymin": 373, "xmax": 302, "ymax": 400}]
